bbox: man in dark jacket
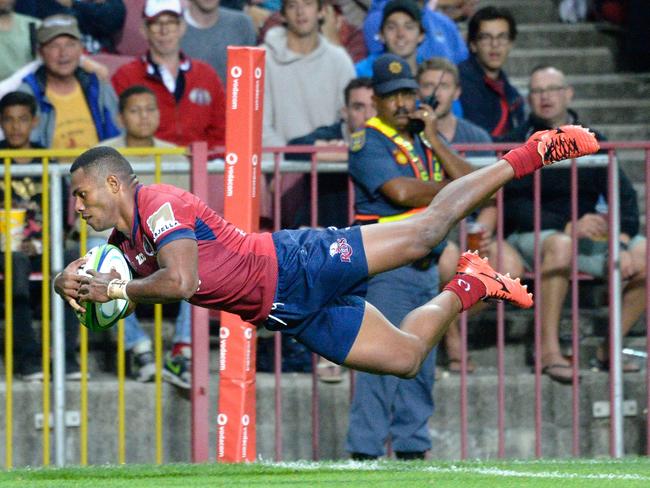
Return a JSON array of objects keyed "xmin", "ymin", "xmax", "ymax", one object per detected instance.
[
  {"xmin": 494, "ymin": 65, "xmax": 646, "ymax": 383},
  {"xmin": 458, "ymin": 6, "xmax": 524, "ymax": 140}
]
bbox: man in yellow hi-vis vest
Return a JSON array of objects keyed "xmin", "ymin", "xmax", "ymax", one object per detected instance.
[{"xmin": 346, "ymin": 53, "xmax": 474, "ymax": 460}]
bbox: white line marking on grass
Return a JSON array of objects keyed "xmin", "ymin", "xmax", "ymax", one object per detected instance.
[
  {"xmin": 424, "ymin": 466, "xmax": 650, "ymax": 481},
  {"xmin": 266, "ymin": 461, "xmax": 650, "ymax": 481}
]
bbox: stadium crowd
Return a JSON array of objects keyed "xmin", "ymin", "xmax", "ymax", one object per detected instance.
[{"xmin": 1, "ymin": 0, "xmax": 649, "ymax": 461}]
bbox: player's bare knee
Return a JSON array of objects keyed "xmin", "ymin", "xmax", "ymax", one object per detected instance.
[
  {"xmin": 422, "ymin": 203, "xmax": 455, "ymax": 244},
  {"xmin": 408, "ymin": 210, "xmax": 453, "ymax": 257},
  {"xmin": 394, "ymin": 342, "xmax": 427, "ymax": 379}
]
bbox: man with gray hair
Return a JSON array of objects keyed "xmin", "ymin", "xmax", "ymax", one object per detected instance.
[{"xmin": 493, "ymin": 65, "xmax": 646, "ymax": 383}]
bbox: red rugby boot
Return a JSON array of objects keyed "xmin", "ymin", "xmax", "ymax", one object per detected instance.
[
  {"xmin": 504, "ymin": 125, "xmax": 600, "ymax": 178},
  {"xmin": 530, "ymin": 124, "xmax": 600, "ymax": 166},
  {"xmin": 457, "ymin": 251, "xmax": 533, "ymax": 309}
]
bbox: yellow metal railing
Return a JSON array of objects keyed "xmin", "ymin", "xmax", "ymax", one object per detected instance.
[
  {"xmin": 1, "ymin": 146, "xmax": 187, "ymax": 468},
  {"xmin": 42, "ymin": 156, "xmax": 51, "ymax": 466},
  {"xmin": 4, "ymin": 156, "xmax": 13, "ymax": 469}
]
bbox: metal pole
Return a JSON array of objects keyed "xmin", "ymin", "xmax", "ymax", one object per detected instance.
[
  {"xmin": 190, "ymin": 142, "xmax": 211, "ymax": 463},
  {"xmin": 50, "ymin": 167, "xmax": 66, "ymax": 466},
  {"xmin": 273, "ymin": 151, "xmax": 283, "ymax": 461},
  {"xmin": 533, "ymin": 171, "xmax": 542, "ymax": 458},
  {"xmin": 607, "ymin": 150, "xmax": 623, "ymax": 457},
  {"xmin": 645, "ymin": 148, "xmax": 650, "ymax": 456},
  {"xmin": 458, "ymin": 220, "xmax": 468, "ymax": 459},
  {"xmin": 496, "ymin": 189, "xmax": 505, "ymax": 459},
  {"xmin": 569, "ymin": 159, "xmax": 581, "ymax": 456}
]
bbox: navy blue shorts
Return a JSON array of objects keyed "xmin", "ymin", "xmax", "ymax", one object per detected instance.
[{"xmin": 263, "ymin": 226, "xmax": 369, "ymax": 364}]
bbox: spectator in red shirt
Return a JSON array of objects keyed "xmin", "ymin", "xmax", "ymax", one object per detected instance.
[{"xmin": 111, "ymin": 0, "xmax": 226, "ymax": 150}]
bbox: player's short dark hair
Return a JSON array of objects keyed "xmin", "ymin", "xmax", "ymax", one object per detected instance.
[
  {"xmin": 0, "ymin": 91, "xmax": 37, "ymax": 117},
  {"xmin": 467, "ymin": 6, "xmax": 517, "ymax": 44},
  {"xmin": 118, "ymin": 85, "xmax": 157, "ymax": 113},
  {"xmin": 344, "ymin": 77, "xmax": 373, "ymax": 106},
  {"xmin": 71, "ymin": 146, "xmax": 134, "ymax": 181},
  {"xmin": 416, "ymin": 57, "xmax": 459, "ymax": 86}
]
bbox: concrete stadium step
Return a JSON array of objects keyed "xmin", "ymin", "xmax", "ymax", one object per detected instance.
[
  {"xmin": 431, "ymin": 369, "xmax": 647, "ymax": 459},
  {"xmin": 515, "ymin": 23, "xmax": 618, "ymax": 49},
  {"xmin": 598, "ymin": 124, "xmax": 650, "ymax": 141},
  {"xmin": 505, "ymin": 48, "xmax": 614, "ymax": 77},
  {"xmin": 511, "ymin": 73, "xmax": 650, "ymax": 100},
  {"xmin": 482, "ymin": 0, "xmax": 558, "ymax": 24},
  {"xmin": 2, "ymin": 368, "xmax": 648, "ymax": 465},
  {"xmin": 571, "ymin": 99, "xmax": 650, "ymax": 124}
]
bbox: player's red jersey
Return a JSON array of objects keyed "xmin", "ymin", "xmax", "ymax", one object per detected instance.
[{"xmin": 108, "ymin": 184, "xmax": 278, "ymax": 324}]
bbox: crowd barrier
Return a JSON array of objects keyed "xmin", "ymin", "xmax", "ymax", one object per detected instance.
[
  {"xmin": 0, "ymin": 145, "xmax": 199, "ymax": 469},
  {"xmin": 1, "ymin": 141, "xmax": 650, "ymax": 468},
  {"xmin": 261, "ymin": 141, "xmax": 650, "ymax": 461}
]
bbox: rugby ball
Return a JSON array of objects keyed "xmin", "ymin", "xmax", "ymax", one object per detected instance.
[{"xmin": 76, "ymin": 244, "xmax": 132, "ymax": 331}]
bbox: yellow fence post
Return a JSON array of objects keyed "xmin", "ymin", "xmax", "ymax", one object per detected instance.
[{"xmin": 4, "ymin": 156, "xmax": 13, "ymax": 469}]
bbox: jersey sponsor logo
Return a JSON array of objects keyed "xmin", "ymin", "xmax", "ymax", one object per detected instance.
[
  {"xmin": 146, "ymin": 202, "xmax": 180, "ymax": 241},
  {"xmin": 136, "ymin": 252, "xmax": 146, "ymax": 265},
  {"xmin": 329, "ymin": 237, "xmax": 353, "ymax": 263},
  {"xmin": 189, "ymin": 88, "xmax": 212, "ymax": 106}
]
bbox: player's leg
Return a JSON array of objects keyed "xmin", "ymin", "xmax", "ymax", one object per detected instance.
[
  {"xmin": 361, "ymin": 126, "xmax": 600, "ymax": 277},
  {"xmin": 342, "ymin": 292, "xmax": 460, "ymax": 378},
  {"xmin": 343, "ymin": 250, "xmax": 534, "ymax": 377},
  {"xmin": 361, "ymin": 161, "xmax": 515, "ymax": 276}
]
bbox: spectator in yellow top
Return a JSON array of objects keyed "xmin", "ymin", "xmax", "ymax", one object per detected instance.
[{"xmin": 17, "ymin": 14, "xmax": 119, "ymax": 149}]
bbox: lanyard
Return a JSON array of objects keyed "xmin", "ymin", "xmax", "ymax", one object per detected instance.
[{"xmin": 365, "ymin": 117, "xmax": 442, "ymax": 181}]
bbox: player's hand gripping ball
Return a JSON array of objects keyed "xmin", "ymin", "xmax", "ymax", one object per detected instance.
[{"xmin": 76, "ymin": 244, "xmax": 132, "ymax": 331}]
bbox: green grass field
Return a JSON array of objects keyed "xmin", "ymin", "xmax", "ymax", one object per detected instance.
[{"xmin": 2, "ymin": 458, "xmax": 650, "ymax": 488}]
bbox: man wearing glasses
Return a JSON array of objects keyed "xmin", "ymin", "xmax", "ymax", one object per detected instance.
[
  {"xmin": 112, "ymin": 0, "xmax": 226, "ymax": 151},
  {"xmin": 487, "ymin": 65, "xmax": 646, "ymax": 383},
  {"xmin": 457, "ymin": 6, "xmax": 524, "ymax": 140}
]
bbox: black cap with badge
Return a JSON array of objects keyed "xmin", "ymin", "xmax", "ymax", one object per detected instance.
[{"xmin": 371, "ymin": 53, "xmax": 419, "ymax": 97}]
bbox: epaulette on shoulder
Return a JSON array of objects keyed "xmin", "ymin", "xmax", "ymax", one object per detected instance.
[{"xmin": 349, "ymin": 129, "xmax": 366, "ymax": 152}]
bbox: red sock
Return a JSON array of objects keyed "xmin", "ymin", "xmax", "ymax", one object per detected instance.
[
  {"xmin": 503, "ymin": 139, "xmax": 542, "ymax": 179},
  {"xmin": 443, "ymin": 274, "xmax": 487, "ymax": 312}
]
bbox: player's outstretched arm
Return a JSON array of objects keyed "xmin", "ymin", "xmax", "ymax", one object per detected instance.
[{"xmin": 78, "ymin": 238, "xmax": 200, "ymax": 305}]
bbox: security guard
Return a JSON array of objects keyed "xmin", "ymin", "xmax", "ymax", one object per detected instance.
[{"xmin": 346, "ymin": 53, "xmax": 474, "ymax": 460}]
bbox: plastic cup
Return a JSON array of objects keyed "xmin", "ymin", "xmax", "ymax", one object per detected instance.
[
  {"xmin": 466, "ymin": 222, "xmax": 485, "ymax": 253},
  {"xmin": 0, "ymin": 209, "xmax": 26, "ymax": 252}
]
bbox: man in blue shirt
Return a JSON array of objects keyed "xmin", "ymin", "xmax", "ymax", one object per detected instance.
[{"xmin": 346, "ymin": 53, "xmax": 474, "ymax": 460}]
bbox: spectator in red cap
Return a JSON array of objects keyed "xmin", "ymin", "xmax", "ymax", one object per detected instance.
[{"xmin": 111, "ymin": 0, "xmax": 226, "ymax": 151}]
